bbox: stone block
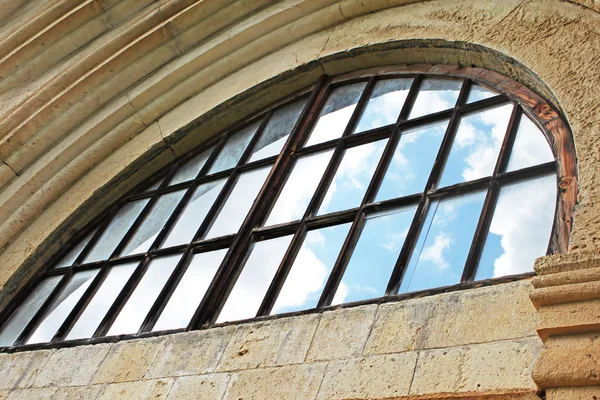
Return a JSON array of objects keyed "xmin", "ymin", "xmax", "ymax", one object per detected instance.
[
  {"xmin": 224, "ymin": 363, "xmax": 327, "ymax": 400},
  {"xmin": 51, "ymin": 385, "xmax": 103, "ymax": 400},
  {"xmin": 97, "ymin": 379, "xmax": 174, "ymax": 400},
  {"xmin": 93, "ymin": 337, "xmax": 164, "ymax": 384},
  {"xmin": 6, "ymin": 388, "xmax": 57, "ymax": 400},
  {"xmin": 0, "ymin": 350, "xmax": 54, "ymax": 390},
  {"xmin": 546, "ymin": 386, "xmax": 600, "ymax": 400},
  {"xmin": 147, "ymin": 326, "xmax": 235, "ymax": 379},
  {"xmin": 307, "ymin": 305, "xmax": 377, "ymax": 361},
  {"xmin": 166, "ymin": 374, "xmax": 230, "ymax": 400},
  {"xmin": 317, "ymin": 353, "xmax": 418, "ymax": 399},
  {"xmin": 217, "ymin": 314, "xmax": 319, "ymax": 372},
  {"xmin": 34, "ymin": 344, "xmax": 112, "ymax": 387}
]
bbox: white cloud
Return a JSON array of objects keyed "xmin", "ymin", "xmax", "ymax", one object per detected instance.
[
  {"xmin": 331, "ymin": 281, "xmax": 349, "ymax": 305},
  {"xmin": 421, "ymin": 232, "xmax": 453, "ymax": 270}
]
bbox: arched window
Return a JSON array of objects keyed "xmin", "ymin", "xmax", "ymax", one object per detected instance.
[{"xmin": 0, "ymin": 66, "xmax": 575, "ymax": 349}]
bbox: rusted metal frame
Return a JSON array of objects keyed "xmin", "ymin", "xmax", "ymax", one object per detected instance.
[
  {"xmin": 385, "ymin": 78, "xmax": 471, "ymax": 295},
  {"xmin": 13, "ymin": 271, "xmax": 75, "ymax": 346},
  {"xmin": 186, "ymin": 76, "xmax": 331, "ymax": 329}
]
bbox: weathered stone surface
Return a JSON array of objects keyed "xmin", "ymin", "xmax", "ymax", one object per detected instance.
[
  {"xmin": 6, "ymin": 387, "xmax": 57, "ymax": 400},
  {"xmin": 317, "ymin": 353, "xmax": 417, "ymax": 399},
  {"xmin": 97, "ymin": 379, "xmax": 174, "ymax": 400},
  {"xmin": 147, "ymin": 326, "xmax": 235, "ymax": 379},
  {"xmin": 546, "ymin": 386, "xmax": 600, "ymax": 400},
  {"xmin": 0, "ymin": 350, "xmax": 54, "ymax": 390},
  {"xmin": 166, "ymin": 374, "xmax": 230, "ymax": 400},
  {"xmin": 93, "ymin": 338, "xmax": 164, "ymax": 384},
  {"xmin": 225, "ymin": 363, "xmax": 327, "ymax": 400},
  {"xmin": 51, "ymin": 385, "xmax": 103, "ymax": 400},
  {"xmin": 307, "ymin": 305, "xmax": 377, "ymax": 361},
  {"xmin": 217, "ymin": 314, "xmax": 319, "ymax": 371},
  {"xmin": 34, "ymin": 344, "xmax": 112, "ymax": 387}
]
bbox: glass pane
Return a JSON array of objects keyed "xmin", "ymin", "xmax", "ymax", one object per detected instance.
[
  {"xmin": 467, "ymin": 84, "xmax": 498, "ymax": 104},
  {"xmin": 272, "ymin": 223, "xmax": 351, "ymax": 314},
  {"xmin": 205, "ymin": 166, "xmax": 272, "ymax": 239},
  {"xmin": 265, "ymin": 150, "xmax": 334, "ymax": 226},
  {"xmin": 208, "ymin": 122, "xmax": 261, "ymax": 174},
  {"xmin": 153, "ymin": 249, "xmax": 228, "ymax": 331},
  {"xmin": 66, "ymin": 262, "xmax": 138, "ymax": 340},
  {"xmin": 0, "ymin": 276, "xmax": 62, "ymax": 346},
  {"xmin": 27, "ymin": 269, "xmax": 100, "ymax": 344},
  {"xmin": 409, "ymin": 78, "xmax": 462, "ymax": 119},
  {"xmin": 376, "ymin": 121, "xmax": 448, "ymax": 202},
  {"xmin": 162, "ymin": 179, "xmax": 227, "ymax": 248},
  {"xmin": 53, "ymin": 230, "xmax": 96, "ymax": 269},
  {"xmin": 217, "ymin": 235, "xmax": 293, "ymax": 323},
  {"xmin": 249, "ymin": 99, "xmax": 307, "ymax": 162},
  {"xmin": 332, "ymin": 206, "xmax": 418, "ymax": 305},
  {"xmin": 506, "ymin": 115, "xmax": 554, "ymax": 172},
  {"xmin": 84, "ymin": 199, "xmax": 150, "ymax": 263},
  {"xmin": 108, "ymin": 254, "xmax": 181, "ymax": 336},
  {"xmin": 120, "ymin": 190, "xmax": 186, "ymax": 256},
  {"xmin": 317, "ymin": 139, "xmax": 387, "ymax": 216},
  {"xmin": 144, "ymin": 178, "xmax": 163, "ymax": 192},
  {"xmin": 353, "ymin": 78, "xmax": 413, "ymax": 133},
  {"xmin": 475, "ymin": 174, "xmax": 556, "ymax": 280},
  {"xmin": 305, "ymin": 82, "xmax": 367, "ymax": 146},
  {"xmin": 438, "ymin": 104, "xmax": 513, "ymax": 188},
  {"xmin": 170, "ymin": 147, "xmax": 213, "ymax": 185},
  {"xmin": 400, "ymin": 190, "xmax": 486, "ymax": 294}
]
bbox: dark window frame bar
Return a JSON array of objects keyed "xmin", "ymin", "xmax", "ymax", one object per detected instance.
[{"xmin": 0, "ymin": 65, "xmax": 577, "ymax": 353}]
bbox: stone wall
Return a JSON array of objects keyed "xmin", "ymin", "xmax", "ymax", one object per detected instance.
[{"xmin": 0, "ymin": 281, "xmax": 540, "ymax": 399}]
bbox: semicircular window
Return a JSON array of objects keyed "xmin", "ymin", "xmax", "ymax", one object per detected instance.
[{"xmin": 0, "ymin": 68, "xmax": 574, "ymax": 348}]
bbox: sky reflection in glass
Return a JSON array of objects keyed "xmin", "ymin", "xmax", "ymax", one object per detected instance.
[
  {"xmin": 162, "ymin": 179, "xmax": 227, "ymax": 247},
  {"xmin": 305, "ymin": 82, "xmax": 367, "ymax": 146},
  {"xmin": 317, "ymin": 140, "xmax": 387, "ymax": 215},
  {"xmin": 506, "ymin": 115, "xmax": 554, "ymax": 172},
  {"xmin": 272, "ymin": 223, "xmax": 351, "ymax": 314},
  {"xmin": 438, "ymin": 104, "xmax": 513, "ymax": 188},
  {"xmin": 353, "ymin": 78, "xmax": 412, "ymax": 133},
  {"xmin": 27, "ymin": 269, "xmax": 100, "ymax": 344},
  {"xmin": 208, "ymin": 122, "xmax": 260, "ymax": 174},
  {"xmin": 67, "ymin": 262, "xmax": 138, "ymax": 340},
  {"xmin": 53, "ymin": 230, "xmax": 96, "ymax": 269},
  {"xmin": 153, "ymin": 249, "xmax": 228, "ymax": 331},
  {"xmin": 376, "ymin": 121, "xmax": 448, "ymax": 201},
  {"xmin": 217, "ymin": 236, "xmax": 293, "ymax": 323},
  {"xmin": 108, "ymin": 254, "xmax": 181, "ymax": 336},
  {"xmin": 475, "ymin": 174, "xmax": 556, "ymax": 280},
  {"xmin": 206, "ymin": 166, "xmax": 271, "ymax": 239},
  {"xmin": 409, "ymin": 78, "xmax": 462, "ymax": 119},
  {"xmin": 400, "ymin": 191, "xmax": 486, "ymax": 294},
  {"xmin": 467, "ymin": 84, "xmax": 498, "ymax": 104},
  {"xmin": 249, "ymin": 99, "xmax": 306, "ymax": 162},
  {"xmin": 170, "ymin": 147, "xmax": 213, "ymax": 186},
  {"xmin": 332, "ymin": 206, "xmax": 418, "ymax": 305},
  {"xmin": 265, "ymin": 150, "xmax": 334, "ymax": 226}
]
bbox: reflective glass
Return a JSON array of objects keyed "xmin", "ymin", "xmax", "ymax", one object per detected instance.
[
  {"xmin": 305, "ymin": 82, "xmax": 367, "ymax": 146},
  {"xmin": 272, "ymin": 223, "xmax": 351, "ymax": 314},
  {"xmin": 376, "ymin": 121, "xmax": 448, "ymax": 201},
  {"xmin": 84, "ymin": 199, "xmax": 150, "ymax": 263},
  {"xmin": 467, "ymin": 84, "xmax": 498, "ymax": 104},
  {"xmin": 208, "ymin": 122, "xmax": 260, "ymax": 174},
  {"xmin": 217, "ymin": 236, "xmax": 293, "ymax": 323},
  {"xmin": 475, "ymin": 174, "xmax": 556, "ymax": 280},
  {"xmin": 506, "ymin": 115, "xmax": 554, "ymax": 172},
  {"xmin": 108, "ymin": 254, "xmax": 181, "ymax": 336},
  {"xmin": 400, "ymin": 191, "xmax": 486, "ymax": 293},
  {"xmin": 162, "ymin": 179, "xmax": 227, "ymax": 248},
  {"xmin": 66, "ymin": 262, "xmax": 138, "ymax": 340},
  {"xmin": 409, "ymin": 78, "xmax": 462, "ymax": 119},
  {"xmin": 317, "ymin": 140, "xmax": 387, "ymax": 215},
  {"xmin": 353, "ymin": 78, "xmax": 413, "ymax": 133},
  {"xmin": 153, "ymin": 249, "xmax": 228, "ymax": 331},
  {"xmin": 27, "ymin": 269, "xmax": 100, "ymax": 344},
  {"xmin": 53, "ymin": 230, "xmax": 96, "ymax": 269},
  {"xmin": 249, "ymin": 99, "xmax": 307, "ymax": 162},
  {"xmin": 144, "ymin": 178, "xmax": 163, "ymax": 192},
  {"xmin": 438, "ymin": 104, "xmax": 513, "ymax": 188},
  {"xmin": 120, "ymin": 190, "xmax": 186, "ymax": 256},
  {"xmin": 265, "ymin": 150, "xmax": 334, "ymax": 226},
  {"xmin": 0, "ymin": 276, "xmax": 62, "ymax": 346},
  {"xmin": 332, "ymin": 206, "xmax": 418, "ymax": 305},
  {"xmin": 205, "ymin": 166, "xmax": 272, "ymax": 239},
  {"xmin": 170, "ymin": 147, "xmax": 213, "ymax": 185}
]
